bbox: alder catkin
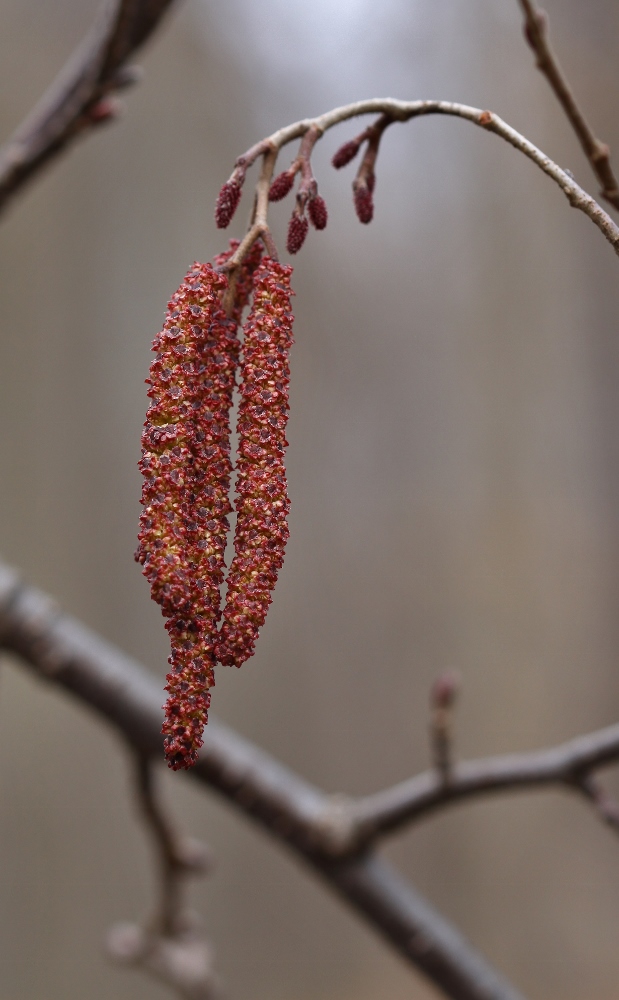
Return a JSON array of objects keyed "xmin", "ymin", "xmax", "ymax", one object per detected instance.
[
  {"xmin": 332, "ymin": 139, "xmax": 362, "ymax": 169},
  {"xmin": 308, "ymin": 194, "xmax": 328, "ymax": 230},
  {"xmin": 269, "ymin": 170, "xmax": 296, "ymax": 202},
  {"xmin": 286, "ymin": 214, "xmax": 309, "ymax": 254},
  {"xmin": 353, "ymin": 182, "xmax": 374, "ymax": 224},
  {"xmin": 217, "ymin": 258, "xmax": 294, "ymax": 668},
  {"xmin": 137, "ymin": 243, "xmax": 262, "ymax": 770},
  {"xmin": 215, "ymin": 180, "xmax": 242, "ymax": 229}
]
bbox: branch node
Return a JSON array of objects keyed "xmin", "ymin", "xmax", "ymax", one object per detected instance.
[{"xmin": 312, "ymin": 793, "xmax": 363, "ymax": 857}]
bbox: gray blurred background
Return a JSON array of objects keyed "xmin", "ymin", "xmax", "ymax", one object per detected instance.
[{"xmin": 1, "ymin": 1, "xmax": 619, "ymax": 998}]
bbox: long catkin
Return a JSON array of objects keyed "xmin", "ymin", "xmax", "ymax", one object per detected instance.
[
  {"xmin": 217, "ymin": 258, "xmax": 294, "ymax": 668},
  {"xmin": 137, "ymin": 244, "xmax": 262, "ymax": 770}
]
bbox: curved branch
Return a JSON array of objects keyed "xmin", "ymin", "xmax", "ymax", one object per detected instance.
[
  {"xmin": 351, "ymin": 724, "xmax": 619, "ymax": 842},
  {"xmin": 228, "ymin": 98, "xmax": 619, "ymax": 261},
  {"xmin": 0, "ymin": 561, "xmax": 524, "ymax": 1000},
  {"xmin": 0, "ymin": 0, "xmax": 177, "ymax": 216}
]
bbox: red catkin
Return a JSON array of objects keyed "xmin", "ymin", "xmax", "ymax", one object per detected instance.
[
  {"xmin": 286, "ymin": 213, "xmax": 309, "ymax": 254},
  {"xmin": 137, "ymin": 246, "xmax": 262, "ymax": 771},
  {"xmin": 353, "ymin": 181, "xmax": 374, "ymax": 224},
  {"xmin": 308, "ymin": 194, "xmax": 328, "ymax": 230},
  {"xmin": 332, "ymin": 138, "xmax": 362, "ymax": 169},
  {"xmin": 217, "ymin": 258, "xmax": 294, "ymax": 668},
  {"xmin": 215, "ymin": 180, "xmax": 242, "ymax": 229},
  {"xmin": 269, "ymin": 170, "xmax": 296, "ymax": 202}
]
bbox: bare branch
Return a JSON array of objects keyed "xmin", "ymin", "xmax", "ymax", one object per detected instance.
[
  {"xmin": 0, "ymin": 562, "xmax": 525, "ymax": 1000},
  {"xmin": 224, "ymin": 99, "xmax": 619, "ymax": 261},
  {"xmin": 108, "ymin": 753, "xmax": 219, "ymax": 998},
  {"xmin": 352, "ymin": 724, "xmax": 619, "ymax": 842},
  {"xmin": 0, "ymin": 0, "xmax": 177, "ymax": 216},
  {"xmin": 518, "ymin": 0, "xmax": 619, "ymax": 209},
  {"xmin": 133, "ymin": 753, "xmax": 212, "ymax": 937}
]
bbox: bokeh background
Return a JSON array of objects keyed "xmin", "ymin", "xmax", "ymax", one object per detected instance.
[{"xmin": 1, "ymin": 1, "xmax": 619, "ymax": 998}]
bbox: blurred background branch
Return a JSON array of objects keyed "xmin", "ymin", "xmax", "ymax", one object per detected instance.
[
  {"xmin": 0, "ymin": 561, "xmax": 528, "ymax": 1000},
  {"xmin": 519, "ymin": 0, "xmax": 619, "ymax": 208},
  {"xmin": 107, "ymin": 753, "xmax": 219, "ymax": 998},
  {"xmin": 0, "ymin": 0, "xmax": 177, "ymax": 215}
]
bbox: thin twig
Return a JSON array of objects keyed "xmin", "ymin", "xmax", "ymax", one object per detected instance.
[
  {"xmin": 351, "ymin": 725, "xmax": 619, "ymax": 842},
  {"xmin": 0, "ymin": 562, "xmax": 525, "ymax": 1000},
  {"xmin": 108, "ymin": 752, "xmax": 218, "ymax": 998},
  {"xmin": 518, "ymin": 0, "xmax": 619, "ymax": 209},
  {"xmin": 577, "ymin": 774, "xmax": 619, "ymax": 837},
  {"xmin": 0, "ymin": 0, "xmax": 177, "ymax": 215},
  {"xmin": 430, "ymin": 672, "xmax": 460, "ymax": 785},
  {"xmin": 225, "ymin": 99, "xmax": 619, "ymax": 260},
  {"xmin": 221, "ymin": 146, "xmax": 278, "ymax": 314},
  {"xmin": 133, "ymin": 752, "xmax": 211, "ymax": 936}
]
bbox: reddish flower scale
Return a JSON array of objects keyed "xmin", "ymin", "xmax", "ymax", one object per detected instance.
[
  {"xmin": 136, "ymin": 254, "xmax": 259, "ymax": 771},
  {"xmin": 217, "ymin": 258, "xmax": 295, "ymax": 668}
]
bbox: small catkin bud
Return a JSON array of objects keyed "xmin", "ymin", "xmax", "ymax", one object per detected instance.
[
  {"xmin": 217, "ymin": 258, "xmax": 295, "ymax": 668},
  {"xmin": 215, "ymin": 180, "xmax": 242, "ymax": 229},
  {"xmin": 89, "ymin": 97, "xmax": 121, "ymax": 124},
  {"xmin": 332, "ymin": 139, "xmax": 362, "ymax": 169},
  {"xmin": 269, "ymin": 170, "xmax": 296, "ymax": 202},
  {"xmin": 353, "ymin": 183, "xmax": 374, "ymax": 224},
  {"xmin": 286, "ymin": 213, "xmax": 309, "ymax": 254},
  {"xmin": 308, "ymin": 195, "xmax": 328, "ymax": 230}
]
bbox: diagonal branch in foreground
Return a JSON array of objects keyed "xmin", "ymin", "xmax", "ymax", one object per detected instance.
[
  {"xmin": 0, "ymin": 0, "xmax": 177, "ymax": 216},
  {"xmin": 0, "ymin": 561, "xmax": 524, "ymax": 1000},
  {"xmin": 518, "ymin": 0, "xmax": 619, "ymax": 209}
]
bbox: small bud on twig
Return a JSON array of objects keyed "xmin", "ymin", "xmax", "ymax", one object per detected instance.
[
  {"xmin": 308, "ymin": 194, "xmax": 328, "ymax": 230},
  {"xmin": 353, "ymin": 179, "xmax": 374, "ymax": 224},
  {"xmin": 269, "ymin": 170, "xmax": 296, "ymax": 202},
  {"xmin": 215, "ymin": 180, "xmax": 242, "ymax": 229},
  {"xmin": 430, "ymin": 670, "xmax": 460, "ymax": 784},
  {"xmin": 88, "ymin": 97, "xmax": 122, "ymax": 125},
  {"xmin": 431, "ymin": 671, "xmax": 459, "ymax": 712},
  {"xmin": 332, "ymin": 138, "xmax": 363, "ymax": 169},
  {"xmin": 286, "ymin": 213, "xmax": 309, "ymax": 254}
]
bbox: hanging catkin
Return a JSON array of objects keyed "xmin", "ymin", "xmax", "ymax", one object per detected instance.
[
  {"xmin": 217, "ymin": 258, "xmax": 294, "ymax": 668},
  {"xmin": 137, "ymin": 244, "xmax": 262, "ymax": 769}
]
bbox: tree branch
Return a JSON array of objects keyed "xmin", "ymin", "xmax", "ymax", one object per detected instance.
[
  {"xmin": 518, "ymin": 0, "xmax": 619, "ymax": 209},
  {"xmin": 222, "ymin": 99, "xmax": 619, "ymax": 266},
  {"xmin": 351, "ymin": 724, "xmax": 619, "ymax": 842},
  {"xmin": 0, "ymin": 561, "xmax": 525, "ymax": 1000},
  {"xmin": 108, "ymin": 753, "xmax": 220, "ymax": 998},
  {"xmin": 0, "ymin": 0, "xmax": 177, "ymax": 216}
]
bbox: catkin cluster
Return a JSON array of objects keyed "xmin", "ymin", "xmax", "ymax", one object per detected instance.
[{"xmin": 137, "ymin": 250, "xmax": 293, "ymax": 769}]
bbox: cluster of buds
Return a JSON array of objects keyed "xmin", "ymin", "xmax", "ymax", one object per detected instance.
[
  {"xmin": 268, "ymin": 166, "xmax": 327, "ymax": 254},
  {"xmin": 332, "ymin": 115, "xmax": 390, "ymax": 225},
  {"xmin": 217, "ymin": 258, "xmax": 294, "ymax": 666},
  {"xmin": 215, "ymin": 113, "xmax": 394, "ymax": 263},
  {"xmin": 138, "ymin": 249, "xmax": 293, "ymax": 769}
]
